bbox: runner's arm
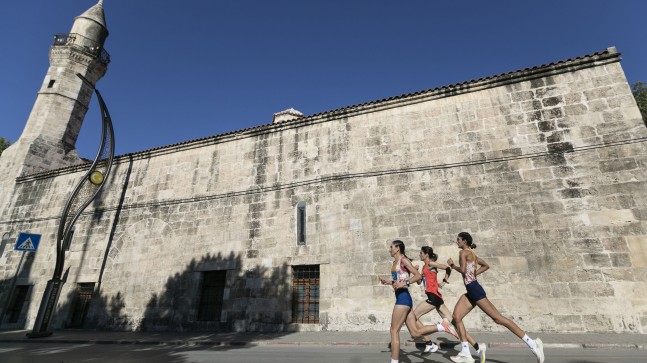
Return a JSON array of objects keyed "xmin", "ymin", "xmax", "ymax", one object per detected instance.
[
  {"xmin": 429, "ymin": 260, "xmax": 452, "ymax": 284},
  {"xmin": 401, "ymin": 257, "xmax": 422, "ymax": 286},
  {"xmin": 448, "ymin": 250, "xmax": 469, "ymax": 275},
  {"xmin": 475, "ymin": 256, "xmax": 489, "ymax": 276}
]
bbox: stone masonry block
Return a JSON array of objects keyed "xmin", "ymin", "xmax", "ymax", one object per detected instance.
[
  {"xmin": 582, "ymin": 253, "xmax": 612, "ymax": 268},
  {"xmin": 541, "ymin": 107, "xmax": 564, "ymax": 120},
  {"xmin": 511, "ymin": 90, "xmax": 534, "ymax": 102},
  {"xmin": 535, "ymin": 85, "xmax": 568, "ymax": 99},
  {"xmin": 575, "ymin": 268, "xmax": 604, "ymax": 282},
  {"xmin": 584, "ymin": 85, "xmax": 615, "ymax": 101},
  {"xmin": 626, "ymin": 236, "xmax": 647, "ymax": 268},
  {"xmin": 599, "ymin": 158, "xmax": 638, "ymax": 173},
  {"xmin": 521, "ymin": 168, "xmax": 553, "ymax": 182},
  {"xmin": 586, "ymin": 210, "xmax": 637, "ymax": 226},
  {"xmin": 569, "ymin": 282, "xmax": 614, "ymax": 297},
  {"xmin": 542, "ymin": 96, "xmax": 564, "ymax": 107},
  {"xmin": 581, "ymin": 314, "xmax": 614, "ymax": 332},
  {"xmin": 588, "ymin": 99, "xmax": 609, "ymax": 112},
  {"xmin": 530, "ymin": 201, "xmax": 564, "ymax": 215},
  {"xmin": 564, "ymin": 103, "xmax": 588, "ymax": 116},
  {"xmin": 610, "ymin": 253, "xmax": 632, "ymax": 268}
]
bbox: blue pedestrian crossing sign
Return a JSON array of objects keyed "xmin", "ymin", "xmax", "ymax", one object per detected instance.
[{"xmin": 15, "ymin": 232, "xmax": 41, "ymax": 252}]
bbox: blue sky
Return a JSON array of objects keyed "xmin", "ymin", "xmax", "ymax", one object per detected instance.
[{"xmin": 1, "ymin": 0, "xmax": 646, "ymax": 158}]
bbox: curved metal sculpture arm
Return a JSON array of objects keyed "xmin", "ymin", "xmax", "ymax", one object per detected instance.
[{"xmin": 53, "ymin": 74, "xmax": 115, "ymax": 279}]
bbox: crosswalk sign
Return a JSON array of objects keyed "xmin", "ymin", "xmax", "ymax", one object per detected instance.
[{"xmin": 15, "ymin": 232, "xmax": 41, "ymax": 252}]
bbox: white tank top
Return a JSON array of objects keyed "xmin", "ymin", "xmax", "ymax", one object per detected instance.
[
  {"xmin": 464, "ymin": 251, "xmax": 477, "ymax": 285},
  {"xmin": 391, "ymin": 256, "xmax": 410, "ymax": 283}
]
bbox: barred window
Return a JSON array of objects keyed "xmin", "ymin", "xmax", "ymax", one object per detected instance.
[
  {"xmin": 197, "ymin": 270, "xmax": 227, "ymax": 321},
  {"xmin": 68, "ymin": 283, "xmax": 94, "ymax": 328},
  {"xmin": 296, "ymin": 201, "xmax": 306, "ymax": 245},
  {"xmin": 292, "ymin": 265, "xmax": 319, "ymax": 324}
]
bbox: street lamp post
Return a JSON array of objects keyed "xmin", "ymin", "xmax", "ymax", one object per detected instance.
[{"xmin": 27, "ymin": 74, "xmax": 115, "ymax": 338}]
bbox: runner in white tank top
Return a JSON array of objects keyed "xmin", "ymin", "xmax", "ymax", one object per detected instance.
[{"xmin": 447, "ymin": 232, "xmax": 545, "ymax": 363}]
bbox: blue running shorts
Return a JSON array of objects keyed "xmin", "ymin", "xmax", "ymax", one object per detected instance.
[
  {"xmin": 395, "ymin": 288, "xmax": 413, "ymax": 307},
  {"xmin": 465, "ymin": 281, "xmax": 487, "ymax": 305}
]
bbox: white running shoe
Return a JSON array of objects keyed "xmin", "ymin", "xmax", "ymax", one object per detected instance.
[
  {"xmin": 441, "ymin": 320, "xmax": 460, "ymax": 339},
  {"xmin": 475, "ymin": 343, "xmax": 486, "ymax": 363},
  {"xmin": 450, "ymin": 352, "xmax": 475, "ymax": 363},
  {"xmin": 424, "ymin": 341, "xmax": 439, "ymax": 353},
  {"xmin": 532, "ymin": 338, "xmax": 545, "ymax": 363}
]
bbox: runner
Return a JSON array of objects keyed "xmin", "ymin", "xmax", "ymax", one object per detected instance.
[
  {"xmin": 447, "ymin": 232, "xmax": 545, "ymax": 363},
  {"xmin": 412, "ymin": 246, "xmax": 485, "ymax": 362},
  {"xmin": 379, "ymin": 240, "xmax": 476, "ymax": 363},
  {"xmin": 379, "ymin": 240, "xmax": 422, "ymax": 363}
]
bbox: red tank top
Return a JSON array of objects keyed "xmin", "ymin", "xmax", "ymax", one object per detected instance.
[{"xmin": 422, "ymin": 264, "xmax": 442, "ymax": 299}]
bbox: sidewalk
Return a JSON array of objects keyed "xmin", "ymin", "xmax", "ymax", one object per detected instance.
[{"xmin": 0, "ymin": 329, "xmax": 644, "ymax": 350}]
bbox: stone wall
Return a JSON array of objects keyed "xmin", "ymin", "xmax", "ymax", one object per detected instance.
[{"xmin": 1, "ymin": 48, "xmax": 646, "ymax": 333}]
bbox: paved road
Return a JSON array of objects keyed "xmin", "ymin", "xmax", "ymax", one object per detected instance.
[{"xmin": 1, "ymin": 343, "xmax": 645, "ymax": 362}]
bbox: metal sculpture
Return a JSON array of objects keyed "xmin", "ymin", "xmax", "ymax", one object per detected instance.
[{"xmin": 28, "ymin": 74, "xmax": 115, "ymax": 337}]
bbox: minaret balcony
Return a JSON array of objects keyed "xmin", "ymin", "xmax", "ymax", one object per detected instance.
[{"xmin": 53, "ymin": 33, "xmax": 110, "ymax": 65}]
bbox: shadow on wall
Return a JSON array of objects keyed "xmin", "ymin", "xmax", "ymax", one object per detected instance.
[
  {"xmin": 52, "ymin": 252, "xmax": 294, "ymax": 334},
  {"xmin": 0, "ymin": 276, "xmax": 24, "ymax": 329},
  {"xmin": 138, "ymin": 252, "xmax": 292, "ymax": 333},
  {"xmin": 0, "ymin": 249, "xmax": 36, "ymax": 329}
]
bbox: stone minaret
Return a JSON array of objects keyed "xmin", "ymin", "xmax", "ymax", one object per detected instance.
[{"xmin": 1, "ymin": 1, "xmax": 109, "ymax": 176}]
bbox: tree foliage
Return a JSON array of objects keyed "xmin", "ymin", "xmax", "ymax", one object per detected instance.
[
  {"xmin": 632, "ymin": 82, "xmax": 647, "ymax": 126},
  {"xmin": 0, "ymin": 137, "xmax": 10, "ymax": 156}
]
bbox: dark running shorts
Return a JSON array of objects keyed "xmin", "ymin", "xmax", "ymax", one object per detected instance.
[
  {"xmin": 395, "ymin": 288, "xmax": 413, "ymax": 307},
  {"xmin": 425, "ymin": 292, "xmax": 444, "ymax": 308},
  {"xmin": 465, "ymin": 280, "xmax": 487, "ymax": 306}
]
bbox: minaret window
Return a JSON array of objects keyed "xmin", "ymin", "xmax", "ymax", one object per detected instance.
[{"xmin": 47, "ymin": 80, "xmax": 56, "ymax": 88}]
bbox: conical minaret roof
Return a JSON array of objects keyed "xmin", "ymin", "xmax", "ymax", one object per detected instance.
[
  {"xmin": 70, "ymin": 0, "xmax": 109, "ymax": 46},
  {"xmin": 76, "ymin": 0, "xmax": 107, "ymax": 31}
]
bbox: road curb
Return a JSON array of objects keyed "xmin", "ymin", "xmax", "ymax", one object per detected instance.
[{"xmin": 2, "ymin": 338, "xmax": 643, "ymax": 350}]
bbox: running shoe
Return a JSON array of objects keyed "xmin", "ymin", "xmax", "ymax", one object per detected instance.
[
  {"xmin": 424, "ymin": 341, "xmax": 439, "ymax": 353},
  {"xmin": 450, "ymin": 352, "xmax": 475, "ymax": 363},
  {"xmin": 441, "ymin": 320, "xmax": 459, "ymax": 339},
  {"xmin": 475, "ymin": 343, "xmax": 486, "ymax": 363},
  {"xmin": 532, "ymin": 338, "xmax": 544, "ymax": 363}
]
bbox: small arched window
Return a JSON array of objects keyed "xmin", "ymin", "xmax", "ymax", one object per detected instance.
[{"xmin": 296, "ymin": 201, "xmax": 306, "ymax": 245}]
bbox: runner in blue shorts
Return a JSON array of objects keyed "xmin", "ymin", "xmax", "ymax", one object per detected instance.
[
  {"xmin": 379, "ymin": 240, "xmax": 421, "ymax": 363},
  {"xmin": 447, "ymin": 232, "xmax": 545, "ymax": 363}
]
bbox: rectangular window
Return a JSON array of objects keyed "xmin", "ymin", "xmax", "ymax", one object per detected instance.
[
  {"xmin": 6, "ymin": 285, "xmax": 30, "ymax": 323},
  {"xmin": 68, "ymin": 283, "xmax": 95, "ymax": 328},
  {"xmin": 197, "ymin": 270, "xmax": 227, "ymax": 321},
  {"xmin": 47, "ymin": 80, "xmax": 56, "ymax": 88},
  {"xmin": 296, "ymin": 202, "xmax": 306, "ymax": 245},
  {"xmin": 292, "ymin": 265, "xmax": 319, "ymax": 324}
]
